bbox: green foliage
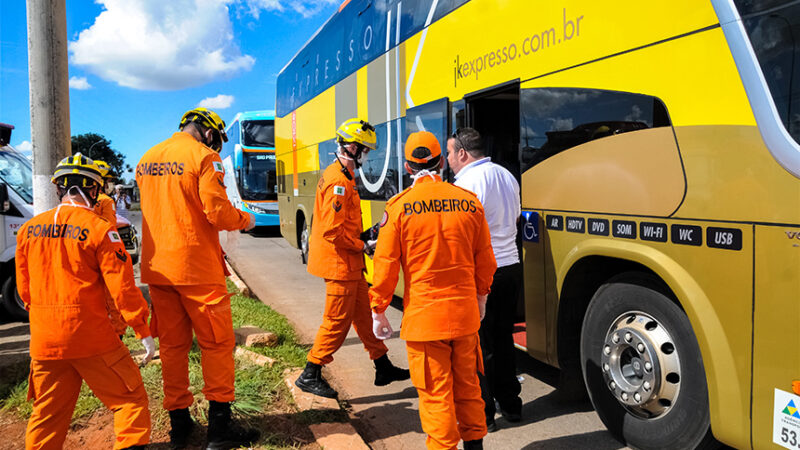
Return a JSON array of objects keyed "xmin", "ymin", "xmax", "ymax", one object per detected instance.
[{"xmin": 70, "ymin": 133, "xmax": 131, "ymax": 180}]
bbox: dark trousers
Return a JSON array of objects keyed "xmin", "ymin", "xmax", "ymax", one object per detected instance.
[{"xmin": 479, "ymin": 262, "xmax": 523, "ymax": 419}]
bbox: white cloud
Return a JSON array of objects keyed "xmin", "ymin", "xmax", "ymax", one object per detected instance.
[
  {"xmin": 69, "ymin": 76, "xmax": 92, "ymax": 90},
  {"xmin": 68, "ymin": 0, "xmax": 255, "ymax": 91},
  {"xmin": 284, "ymin": 0, "xmax": 338, "ymax": 18},
  {"xmin": 15, "ymin": 141, "xmax": 32, "ymax": 152},
  {"xmin": 240, "ymin": 0, "xmax": 283, "ymax": 19},
  {"xmin": 197, "ymin": 94, "xmax": 235, "ymax": 110},
  {"xmin": 239, "ymin": 0, "xmax": 337, "ymax": 18},
  {"xmin": 68, "ymin": 0, "xmax": 338, "ymax": 91}
]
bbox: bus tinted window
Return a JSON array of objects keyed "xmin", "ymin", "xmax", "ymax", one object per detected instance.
[
  {"xmin": 736, "ymin": 1, "xmax": 800, "ymax": 144},
  {"xmin": 242, "ymin": 120, "xmax": 274, "ymax": 147},
  {"xmin": 277, "ymin": 0, "xmax": 472, "ymax": 116},
  {"xmin": 734, "ymin": 0, "xmax": 794, "ymax": 15},
  {"xmin": 357, "ymin": 118, "xmax": 403, "ymax": 200},
  {"xmin": 405, "ymin": 98, "xmax": 448, "ymax": 188},
  {"xmin": 241, "ymin": 152, "xmax": 277, "ymax": 201},
  {"xmin": 519, "ymin": 88, "xmax": 670, "ymax": 171},
  {"xmin": 318, "ymin": 140, "xmax": 338, "ymax": 169}
]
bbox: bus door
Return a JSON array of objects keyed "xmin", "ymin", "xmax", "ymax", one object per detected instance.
[{"xmin": 460, "ymin": 82, "xmax": 549, "ymax": 360}]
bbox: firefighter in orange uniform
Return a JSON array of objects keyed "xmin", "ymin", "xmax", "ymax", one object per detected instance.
[
  {"xmin": 93, "ymin": 160, "xmax": 128, "ymax": 338},
  {"xmin": 136, "ymin": 108, "xmax": 258, "ymax": 449},
  {"xmin": 369, "ymin": 131, "xmax": 497, "ymax": 450},
  {"xmin": 295, "ymin": 118, "xmax": 409, "ymax": 398},
  {"xmin": 18, "ymin": 153, "xmax": 155, "ymax": 450},
  {"xmin": 93, "ymin": 160, "xmax": 117, "ymax": 223}
]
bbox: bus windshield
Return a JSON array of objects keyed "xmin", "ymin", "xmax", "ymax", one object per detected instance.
[
  {"xmin": 242, "ymin": 120, "xmax": 274, "ymax": 148},
  {"xmin": 0, "ymin": 146, "xmax": 33, "ymax": 203},
  {"xmin": 240, "ymin": 152, "xmax": 277, "ymax": 201}
]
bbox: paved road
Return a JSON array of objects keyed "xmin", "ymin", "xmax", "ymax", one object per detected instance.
[{"xmin": 226, "ymin": 228, "xmax": 627, "ymax": 450}]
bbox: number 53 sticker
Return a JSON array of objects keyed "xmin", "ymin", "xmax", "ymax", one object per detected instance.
[{"xmin": 775, "ymin": 389, "xmax": 800, "ymax": 449}]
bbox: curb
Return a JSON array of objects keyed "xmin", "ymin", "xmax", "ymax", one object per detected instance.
[
  {"xmin": 226, "ymin": 261, "xmax": 251, "ymax": 298},
  {"xmin": 225, "ymin": 262, "xmax": 373, "ymax": 450}
]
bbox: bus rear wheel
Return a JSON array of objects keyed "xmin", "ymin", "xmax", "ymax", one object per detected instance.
[
  {"xmin": 299, "ymin": 218, "xmax": 310, "ymax": 265},
  {"xmin": 580, "ymin": 273, "xmax": 718, "ymax": 450}
]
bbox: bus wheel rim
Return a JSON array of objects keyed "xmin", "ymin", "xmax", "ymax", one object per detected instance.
[
  {"xmin": 301, "ymin": 227, "xmax": 309, "ymax": 254},
  {"xmin": 600, "ymin": 310, "xmax": 681, "ymax": 419}
]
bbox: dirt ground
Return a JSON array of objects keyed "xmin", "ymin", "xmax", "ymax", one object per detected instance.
[{"xmin": 0, "ymin": 397, "xmax": 322, "ymax": 449}]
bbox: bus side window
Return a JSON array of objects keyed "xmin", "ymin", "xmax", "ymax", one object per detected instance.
[
  {"xmin": 737, "ymin": 2, "xmax": 800, "ymax": 145},
  {"xmin": 519, "ymin": 88, "xmax": 671, "ymax": 172},
  {"xmin": 405, "ymin": 98, "xmax": 449, "ymax": 188},
  {"xmin": 355, "ymin": 118, "xmax": 403, "ymax": 200},
  {"xmin": 318, "ymin": 140, "xmax": 338, "ymax": 170}
]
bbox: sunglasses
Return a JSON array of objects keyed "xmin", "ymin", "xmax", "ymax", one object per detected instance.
[{"xmin": 450, "ymin": 128, "xmax": 467, "ymax": 153}]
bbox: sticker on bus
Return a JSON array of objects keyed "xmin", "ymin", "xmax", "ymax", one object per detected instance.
[
  {"xmin": 773, "ymin": 388, "xmax": 800, "ymax": 449},
  {"xmin": 521, "ymin": 211, "xmax": 539, "ymax": 242}
]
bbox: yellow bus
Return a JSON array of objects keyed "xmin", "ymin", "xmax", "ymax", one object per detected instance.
[{"xmin": 275, "ymin": 1, "xmax": 800, "ymax": 448}]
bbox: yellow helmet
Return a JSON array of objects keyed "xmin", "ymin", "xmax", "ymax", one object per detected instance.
[
  {"xmin": 179, "ymin": 107, "xmax": 228, "ymax": 143},
  {"xmin": 94, "ymin": 160, "xmax": 114, "ymax": 179},
  {"xmin": 336, "ymin": 118, "xmax": 377, "ymax": 150},
  {"xmin": 52, "ymin": 153, "xmax": 103, "ymax": 187}
]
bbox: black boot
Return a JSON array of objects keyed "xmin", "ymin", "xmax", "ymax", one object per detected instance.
[
  {"xmin": 464, "ymin": 439, "xmax": 484, "ymax": 450},
  {"xmin": 206, "ymin": 401, "xmax": 260, "ymax": 450},
  {"xmin": 120, "ymin": 446, "xmax": 145, "ymax": 450},
  {"xmin": 374, "ymin": 354, "xmax": 410, "ymax": 386},
  {"xmin": 295, "ymin": 361, "xmax": 338, "ymax": 398},
  {"xmin": 168, "ymin": 407, "xmax": 194, "ymax": 449}
]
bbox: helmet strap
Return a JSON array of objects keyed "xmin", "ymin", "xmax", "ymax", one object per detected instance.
[{"xmin": 338, "ymin": 143, "xmax": 364, "ymax": 168}]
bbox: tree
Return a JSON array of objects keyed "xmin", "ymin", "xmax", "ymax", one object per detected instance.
[{"xmin": 70, "ymin": 133, "xmax": 131, "ymax": 180}]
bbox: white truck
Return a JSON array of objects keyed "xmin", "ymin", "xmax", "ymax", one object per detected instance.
[{"xmin": 0, "ymin": 123, "xmax": 34, "ymax": 322}]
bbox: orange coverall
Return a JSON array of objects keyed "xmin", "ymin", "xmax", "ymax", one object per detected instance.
[
  {"xmin": 369, "ymin": 174, "xmax": 497, "ymax": 449},
  {"xmin": 136, "ymin": 131, "xmax": 250, "ymax": 410},
  {"xmin": 306, "ymin": 161, "xmax": 387, "ymax": 365},
  {"xmin": 16, "ymin": 204, "xmax": 152, "ymax": 449},
  {"xmin": 95, "ymin": 192, "xmax": 127, "ymax": 336}
]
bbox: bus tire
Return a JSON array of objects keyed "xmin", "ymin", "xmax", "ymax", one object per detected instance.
[
  {"xmin": 299, "ymin": 217, "xmax": 310, "ymax": 265},
  {"xmin": 1, "ymin": 275, "xmax": 28, "ymax": 323},
  {"xmin": 580, "ymin": 272, "xmax": 718, "ymax": 450}
]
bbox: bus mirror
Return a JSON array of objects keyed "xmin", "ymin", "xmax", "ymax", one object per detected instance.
[{"xmin": 0, "ymin": 183, "xmax": 10, "ymax": 213}]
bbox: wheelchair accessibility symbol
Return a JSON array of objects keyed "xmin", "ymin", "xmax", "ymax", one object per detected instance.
[{"xmin": 522, "ymin": 211, "xmax": 539, "ymax": 243}]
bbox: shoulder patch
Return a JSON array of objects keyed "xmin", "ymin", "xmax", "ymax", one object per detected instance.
[
  {"xmin": 213, "ymin": 161, "xmax": 224, "ymax": 173},
  {"xmin": 333, "ymin": 185, "xmax": 346, "ymax": 196},
  {"xmin": 379, "ymin": 211, "xmax": 388, "ymax": 227},
  {"xmin": 108, "ymin": 231, "xmax": 122, "ymax": 243}
]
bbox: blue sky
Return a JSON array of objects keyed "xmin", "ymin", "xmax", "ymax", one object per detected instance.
[{"xmin": 0, "ymin": 0, "xmax": 339, "ymax": 180}]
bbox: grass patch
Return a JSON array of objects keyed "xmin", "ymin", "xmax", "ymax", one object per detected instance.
[{"xmin": 1, "ymin": 280, "xmax": 314, "ymax": 449}]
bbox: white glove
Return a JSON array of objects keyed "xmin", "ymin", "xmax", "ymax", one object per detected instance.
[
  {"xmin": 477, "ymin": 294, "xmax": 488, "ymax": 321},
  {"xmin": 372, "ymin": 312, "xmax": 393, "ymax": 340},
  {"xmin": 365, "ymin": 239, "xmax": 377, "ymax": 258},
  {"xmin": 141, "ymin": 336, "xmax": 156, "ymax": 366}
]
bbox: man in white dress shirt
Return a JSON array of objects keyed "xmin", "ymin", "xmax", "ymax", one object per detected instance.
[{"xmin": 447, "ymin": 127, "xmax": 522, "ymax": 432}]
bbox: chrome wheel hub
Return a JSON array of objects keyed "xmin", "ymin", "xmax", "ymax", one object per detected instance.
[{"xmin": 601, "ymin": 311, "xmax": 681, "ymax": 418}]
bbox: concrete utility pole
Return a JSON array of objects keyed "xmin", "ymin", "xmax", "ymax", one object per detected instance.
[{"xmin": 26, "ymin": 0, "xmax": 71, "ymax": 213}]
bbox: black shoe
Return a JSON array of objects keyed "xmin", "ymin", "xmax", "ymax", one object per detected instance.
[
  {"xmin": 373, "ymin": 354, "xmax": 410, "ymax": 386},
  {"xmin": 295, "ymin": 362, "xmax": 338, "ymax": 398},
  {"xmin": 206, "ymin": 401, "xmax": 260, "ymax": 450},
  {"xmin": 121, "ymin": 446, "xmax": 145, "ymax": 450},
  {"xmin": 486, "ymin": 417, "xmax": 498, "ymax": 433},
  {"xmin": 168, "ymin": 408, "xmax": 195, "ymax": 449},
  {"xmin": 500, "ymin": 408, "xmax": 521, "ymax": 423},
  {"xmin": 464, "ymin": 439, "xmax": 484, "ymax": 450}
]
